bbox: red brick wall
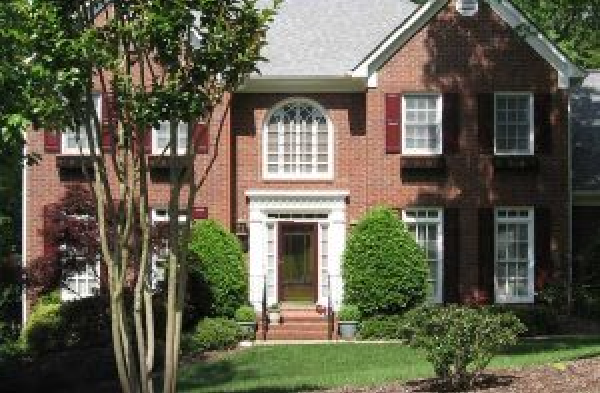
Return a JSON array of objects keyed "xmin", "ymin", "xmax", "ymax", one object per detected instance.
[{"xmin": 230, "ymin": 1, "xmax": 569, "ymax": 302}]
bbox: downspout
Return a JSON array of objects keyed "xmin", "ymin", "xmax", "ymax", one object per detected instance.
[
  {"xmin": 21, "ymin": 137, "xmax": 27, "ymax": 326},
  {"xmin": 567, "ymin": 84, "xmax": 573, "ymax": 313}
]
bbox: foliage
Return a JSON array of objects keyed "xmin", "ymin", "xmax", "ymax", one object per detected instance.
[
  {"xmin": 338, "ymin": 305, "xmax": 361, "ymax": 322},
  {"xmin": 499, "ymin": 306, "xmax": 560, "ymax": 337},
  {"xmin": 342, "ymin": 207, "xmax": 429, "ymax": 317},
  {"xmin": 574, "ymin": 285, "xmax": 600, "ymax": 320},
  {"xmin": 405, "ymin": 305, "xmax": 525, "ymax": 389},
  {"xmin": 21, "ymin": 295, "xmax": 111, "ymax": 354},
  {"xmin": 182, "ymin": 318, "xmax": 242, "ymax": 354},
  {"xmin": 0, "ymin": 256, "xmax": 22, "ymax": 344},
  {"xmin": 234, "ymin": 305, "xmax": 256, "ymax": 323},
  {"xmin": 358, "ymin": 315, "xmax": 411, "ymax": 340},
  {"xmin": 510, "ymin": 0, "xmax": 600, "ymax": 69},
  {"xmin": 187, "ymin": 219, "xmax": 248, "ymax": 321}
]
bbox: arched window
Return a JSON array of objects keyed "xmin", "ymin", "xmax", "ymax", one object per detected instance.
[{"xmin": 264, "ymin": 99, "xmax": 333, "ymax": 179}]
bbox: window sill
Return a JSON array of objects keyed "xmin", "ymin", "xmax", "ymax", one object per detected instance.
[
  {"xmin": 401, "ymin": 155, "xmax": 446, "ymax": 171},
  {"xmin": 493, "ymin": 156, "xmax": 539, "ymax": 171},
  {"xmin": 56, "ymin": 155, "xmax": 96, "ymax": 169},
  {"xmin": 148, "ymin": 155, "xmax": 191, "ymax": 169}
]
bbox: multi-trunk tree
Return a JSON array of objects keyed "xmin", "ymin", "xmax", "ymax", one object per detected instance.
[{"xmin": 24, "ymin": 1, "xmax": 278, "ymax": 392}]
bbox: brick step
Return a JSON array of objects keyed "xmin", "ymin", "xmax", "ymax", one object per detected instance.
[
  {"xmin": 259, "ymin": 330, "xmax": 332, "ymax": 340},
  {"xmin": 258, "ymin": 322, "xmax": 330, "ymax": 332}
]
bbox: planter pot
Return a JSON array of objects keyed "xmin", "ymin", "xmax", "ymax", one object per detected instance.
[
  {"xmin": 338, "ymin": 321, "xmax": 358, "ymax": 339},
  {"xmin": 237, "ymin": 321, "xmax": 256, "ymax": 339},
  {"xmin": 268, "ymin": 312, "xmax": 281, "ymax": 325}
]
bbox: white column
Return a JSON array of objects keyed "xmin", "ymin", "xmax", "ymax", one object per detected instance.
[
  {"xmin": 329, "ymin": 205, "xmax": 346, "ymax": 311},
  {"xmin": 248, "ymin": 206, "xmax": 265, "ymax": 312}
]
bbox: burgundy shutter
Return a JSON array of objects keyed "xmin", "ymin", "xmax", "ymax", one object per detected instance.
[
  {"xmin": 477, "ymin": 93, "xmax": 494, "ymax": 154},
  {"xmin": 101, "ymin": 92, "xmax": 117, "ymax": 152},
  {"xmin": 43, "ymin": 204, "xmax": 59, "ymax": 258},
  {"xmin": 44, "ymin": 131, "xmax": 61, "ymax": 153},
  {"xmin": 192, "ymin": 206, "xmax": 208, "ymax": 220},
  {"xmin": 385, "ymin": 93, "xmax": 401, "ymax": 154},
  {"xmin": 478, "ymin": 208, "xmax": 495, "ymax": 303},
  {"xmin": 443, "ymin": 93, "xmax": 461, "ymax": 154},
  {"xmin": 444, "ymin": 208, "xmax": 460, "ymax": 304},
  {"xmin": 194, "ymin": 123, "xmax": 209, "ymax": 154},
  {"xmin": 535, "ymin": 207, "xmax": 552, "ymax": 294},
  {"xmin": 534, "ymin": 93, "xmax": 554, "ymax": 155},
  {"xmin": 144, "ymin": 126, "xmax": 153, "ymax": 154}
]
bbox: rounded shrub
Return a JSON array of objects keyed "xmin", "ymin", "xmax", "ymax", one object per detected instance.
[
  {"xmin": 358, "ymin": 315, "xmax": 411, "ymax": 340},
  {"xmin": 187, "ymin": 219, "xmax": 247, "ymax": 323},
  {"xmin": 338, "ymin": 305, "xmax": 360, "ymax": 321},
  {"xmin": 182, "ymin": 317, "xmax": 242, "ymax": 354},
  {"xmin": 234, "ymin": 305, "xmax": 256, "ymax": 322},
  {"xmin": 342, "ymin": 207, "xmax": 429, "ymax": 317}
]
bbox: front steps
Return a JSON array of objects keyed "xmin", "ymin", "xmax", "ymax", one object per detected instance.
[{"xmin": 255, "ymin": 304, "xmax": 337, "ymax": 341}]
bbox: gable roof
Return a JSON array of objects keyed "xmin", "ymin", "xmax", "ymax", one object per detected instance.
[
  {"xmin": 351, "ymin": 0, "xmax": 585, "ymax": 88},
  {"xmin": 572, "ymin": 71, "xmax": 600, "ymax": 192},
  {"xmin": 255, "ymin": 0, "xmax": 418, "ymax": 77}
]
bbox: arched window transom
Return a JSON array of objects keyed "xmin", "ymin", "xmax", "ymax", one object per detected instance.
[{"xmin": 264, "ymin": 100, "xmax": 332, "ymax": 179}]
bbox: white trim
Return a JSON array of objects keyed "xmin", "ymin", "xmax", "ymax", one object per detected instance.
[
  {"xmin": 402, "ymin": 94, "xmax": 443, "ymax": 156},
  {"xmin": 493, "ymin": 92, "xmax": 534, "ymax": 156},
  {"xmin": 262, "ymin": 98, "xmax": 334, "ymax": 181},
  {"xmin": 61, "ymin": 94, "xmax": 102, "ymax": 155},
  {"xmin": 456, "ymin": 0, "xmax": 479, "ymax": 16},
  {"xmin": 494, "ymin": 207, "xmax": 535, "ymax": 304},
  {"xmin": 152, "ymin": 121, "xmax": 188, "ymax": 156},
  {"xmin": 351, "ymin": 0, "xmax": 585, "ymax": 89},
  {"xmin": 402, "ymin": 208, "xmax": 444, "ymax": 304}
]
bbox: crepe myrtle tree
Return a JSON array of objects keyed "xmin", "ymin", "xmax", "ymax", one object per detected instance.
[{"xmin": 26, "ymin": 1, "xmax": 279, "ymax": 392}]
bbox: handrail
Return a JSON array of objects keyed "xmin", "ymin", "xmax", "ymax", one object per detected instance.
[
  {"xmin": 327, "ymin": 274, "xmax": 334, "ymax": 340},
  {"xmin": 262, "ymin": 274, "xmax": 268, "ymax": 341}
]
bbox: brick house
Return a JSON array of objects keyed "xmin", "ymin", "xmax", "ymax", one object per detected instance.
[{"xmin": 23, "ymin": 0, "xmax": 585, "ymax": 323}]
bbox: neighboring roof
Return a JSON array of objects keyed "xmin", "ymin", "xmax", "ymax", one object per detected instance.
[
  {"xmin": 573, "ymin": 71, "xmax": 600, "ymax": 191},
  {"xmin": 255, "ymin": 0, "xmax": 418, "ymax": 77}
]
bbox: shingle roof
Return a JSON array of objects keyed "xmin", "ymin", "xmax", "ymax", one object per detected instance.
[
  {"xmin": 256, "ymin": 0, "xmax": 419, "ymax": 77},
  {"xmin": 573, "ymin": 71, "xmax": 600, "ymax": 191}
]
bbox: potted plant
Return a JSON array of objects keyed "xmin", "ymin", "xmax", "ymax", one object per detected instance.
[
  {"xmin": 338, "ymin": 304, "xmax": 360, "ymax": 339},
  {"xmin": 268, "ymin": 303, "xmax": 281, "ymax": 325},
  {"xmin": 235, "ymin": 305, "xmax": 257, "ymax": 339}
]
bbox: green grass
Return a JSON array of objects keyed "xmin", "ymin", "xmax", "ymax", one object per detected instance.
[{"xmin": 178, "ymin": 337, "xmax": 600, "ymax": 393}]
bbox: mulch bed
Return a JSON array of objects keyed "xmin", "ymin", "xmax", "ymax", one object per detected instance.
[{"xmin": 320, "ymin": 357, "xmax": 600, "ymax": 393}]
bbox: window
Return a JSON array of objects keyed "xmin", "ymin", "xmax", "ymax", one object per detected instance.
[
  {"xmin": 403, "ymin": 94, "xmax": 443, "ymax": 155},
  {"xmin": 150, "ymin": 209, "xmax": 188, "ymax": 290},
  {"xmin": 403, "ymin": 208, "xmax": 443, "ymax": 303},
  {"xmin": 152, "ymin": 122, "xmax": 188, "ymax": 155},
  {"xmin": 264, "ymin": 99, "xmax": 332, "ymax": 179},
  {"xmin": 495, "ymin": 208, "xmax": 534, "ymax": 303},
  {"xmin": 456, "ymin": 0, "xmax": 479, "ymax": 16},
  {"xmin": 495, "ymin": 93, "xmax": 534, "ymax": 155},
  {"xmin": 61, "ymin": 94, "xmax": 102, "ymax": 154},
  {"xmin": 62, "ymin": 263, "xmax": 100, "ymax": 301}
]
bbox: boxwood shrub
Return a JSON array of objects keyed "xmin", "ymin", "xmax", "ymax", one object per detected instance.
[
  {"xmin": 358, "ymin": 315, "xmax": 411, "ymax": 340},
  {"xmin": 187, "ymin": 219, "xmax": 247, "ymax": 323},
  {"xmin": 182, "ymin": 317, "xmax": 242, "ymax": 354},
  {"xmin": 342, "ymin": 207, "xmax": 429, "ymax": 317}
]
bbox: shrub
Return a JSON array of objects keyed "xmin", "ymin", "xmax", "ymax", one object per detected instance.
[
  {"xmin": 342, "ymin": 207, "xmax": 429, "ymax": 317},
  {"xmin": 21, "ymin": 295, "xmax": 111, "ymax": 354},
  {"xmin": 234, "ymin": 305, "xmax": 256, "ymax": 322},
  {"xmin": 187, "ymin": 219, "xmax": 247, "ymax": 325},
  {"xmin": 338, "ymin": 305, "xmax": 360, "ymax": 321},
  {"xmin": 405, "ymin": 305, "xmax": 525, "ymax": 389},
  {"xmin": 182, "ymin": 317, "xmax": 242, "ymax": 354},
  {"xmin": 492, "ymin": 305, "xmax": 561, "ymax": 336},
  {"xmin": 358, "ymin": 315, "xmax": 411, "ymax": 340}
]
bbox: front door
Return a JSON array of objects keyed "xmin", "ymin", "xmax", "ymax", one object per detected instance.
[{"xmin": 278, "ymin": 223, "xmax": 318, "ymax": 302}]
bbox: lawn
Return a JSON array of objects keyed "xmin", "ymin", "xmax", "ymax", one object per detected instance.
[{"xmin": 178, "ymin": 337, "xmax": 600, "ymax": 393}]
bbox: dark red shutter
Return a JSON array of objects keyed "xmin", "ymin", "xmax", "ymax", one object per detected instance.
[
  {"xmin": 44, "ymin": 131, "xmax": 61, "ymax": 153},
  {"xmin": 478, "ymin": 208, "xmax": 495, "ymax": 303},
  {"xmin": 534, "ymin": 93, "xmax": 554, "ymax": 155},
  {"xmin": 101, "ymin": 92, "xmax": 117, "ymax": 152},
  {"xmin": 535, "ymin": 207, "xmax": 552, "ymax": 294},
  {"xmin": 144, "ymin": 126, "xmax": 153, "ymax": 154},
  {"xmin": 192, "ymin": 206, "xmax": 208, "ymax": 220},
  {"xmin": 444, "ymin": 208, "xmax": 460, "ymax": 304},
  {"xmin": 385, "ymin": 93, "xmax": 401, "ymax": 154},
  {"xmin": 477, "ymin": 93, "xmax": 494, "ymax": 154},
  {"xmin": 194, "ymin": 123, "xmax": 209, "ymax": 154},
  {"xmin": 43, "ymin": 204, "xmax": 59, "ymax": 258},
  {"xmin": 443, "ymin": 93, "xmax": 461, "ymax": 154}
]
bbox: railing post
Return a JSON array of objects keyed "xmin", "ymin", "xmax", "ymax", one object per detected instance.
[
  {"xmin": 262, "ymin": 274, "xmax": 268, "ymax": 341},
  {"xmin": 327, "ymin": 274, "xmax": 334, "ymax": 340}
]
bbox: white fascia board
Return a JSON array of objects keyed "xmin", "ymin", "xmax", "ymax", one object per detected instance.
[
  {"xmin": 485, "ymin": 0, "xmax": 585, "ymax": 88},
  {"xmin": 239, "ymin": 76, "xmax": 366, "ymax": 93},
  {"xmin": 350, "ymin": 0, "xmax": 448, "ymax": 84},
  {"xmin": 245, "ymin": 190, "xmax": 350, "ymax": 199}
]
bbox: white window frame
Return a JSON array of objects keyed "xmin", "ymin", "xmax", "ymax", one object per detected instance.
[
  {"xmin": 494, "ymin": 207, "xmax": 535, "ymax": 304},
  {"xmin": 402, "ymin": 94, "xmax": 443, "ymax": 156},
  {"xmin": 152, "ymin": 121, "xmax": 189, "ymax": 156},
  {"xmin": 61, "ymin": 93, "xmax": 102, "ymax": 155},
  {"xmin": 262, "ymin": 98, "xmax": 334, "ymax": 181},
  {"xmin": 150, "ymin": 208, "xmax": 188, "ymax": 290},
  {"xmin": 456, "ymin": 0, "xmax": 479, "ymax": 16},
  {"xmin": 494, "ymin": 92, "xmax": 534, "ymax": 156},
  {"xmin": 403, "ymin": 208, "xmax": 444, "ymax": 303}
]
